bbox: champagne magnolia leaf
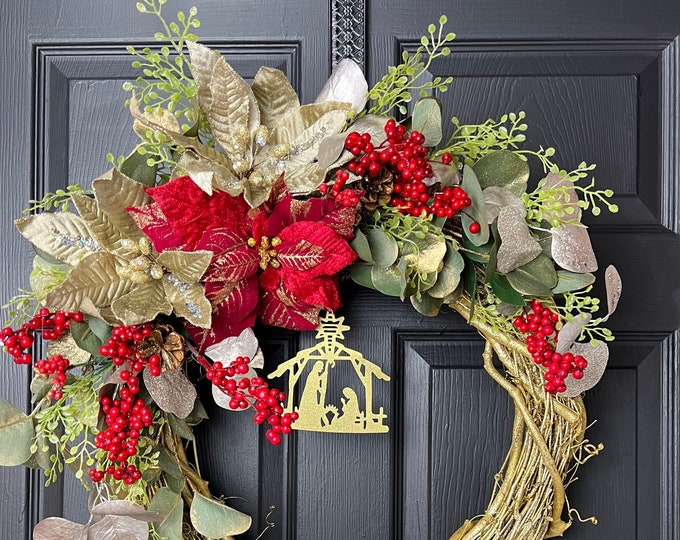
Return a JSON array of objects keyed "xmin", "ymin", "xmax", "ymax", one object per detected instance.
[
  {"xmin": 430, "ymin": 161, "xmax": 460, "ymax": 187},
  {"xmin": 157, "ymin": 250, "xmax": 211, "ymax": 284},
  {"xmin": 47, "ymin": 333, "xmax": 91, "ymax": 365},
  {"xmin": 162, "ymin": 276, "xmax": 212, "ymax": 328},
  {"xmin": 286, "ymin": 110, "xmax": 348, "ymax": 171},
  {"xmin": 180, "ymin": 156, "xmax": 240, "ymax": 197},
  {"xmin": 472, "ymin": 150, "xmax": 529, "ymax": 196},
  {"xmin": 190, "ymin": 492, "xmax": 252, "ymax": 537},
  {"xmin": 605, "ymin": 265, "xmax": 622, "ymax": 317},
  {"xmin": 551, "ymin": 224, "xmax": 598, "ymax": 273},
  {"xmin": 252, "ymin": 66, "xmax": 300, "ymax": 128},
  {"xmin": 87, "ymin": 515, "xmax": 149, "ymax": 540},
  {"xmin": 412, "ymin": 97, "xmax": 442, "ymax": 147},
  {"xmin": 350, "ymin": 264, "xmax": 377, "ymax": 290},
  {"xmin": 505, "ymin": 254, "xmax": 558, "ymax": 297},
  {"xmin": 410, "ymin": 292, "xmax": 443, "ymax": 317},
  {"xmin": 562, "ymin": 341, "xmax": 609, "ymax": 397},
  {"xmin": 148, "ymin": 488, "xmax": 184, "ymax": 540},
  {"xmin": 366, "ymin": 228, "xmax": 398, "ymax": 267},
  {"xmin": 315, "ymin": 58, "xmax": 368, "ymax": 113},
  {"xmin": 111, "ymin": 280, "xmax": 172, "ymax": 326},
  {"xmin": 0, "ymin": 397, "xmax": 34, "ymax": 466},
  {"xmin": 187, "ymin": 41, "xmax": 258, "ymax": 163},
  {"xmin": 461, "ymin": 165, "xmax": 489, "ymax": 246},
  {"xmin": 552, "ymin": 270, "xmax": 596, "ymax": 294},
  {"xmin": 428, "ymin": 243, "xmax": 464, "ymax": 298},
  {"xmin": 496, "ymin": 206, "xmax": 542, "ymax": 274},
  {"xmin": 16, "ymin": 213, "xmax": 99, "ymax": 265},
  {"xmin": 350, "ymin": 229, "xmax": 373, "ymax": 263},
  {"xmin": 144, "ymin": 368, "xmax": 197, "ymax": 419},
  {"xmin": 120, "ymin": 145, "xmax": 157, "ymax": 187},
  {"xmin": 91, "ymin": 500, "xmax": 159, "ymax": 522},
  {"xmin": 371, "ymin": 264, "xmax": 405, "ymax": 297},
  {"xmin": 45, "ymin": 252, "xmax": 134, "ymax": 314},
  {"xmin": 33, "ymin": 517, "xmax": 89, "ymax": 540},
  {"xmin": 483, "ymin": 186, "xmax": 526, "ymax": 224},
  {"xmin": 93, "ymin": 169, "xmax": 152, "ymax": 241},
  {"xmin": 317, "ymin": 133, "xmax": 348, "ymax": 169}
]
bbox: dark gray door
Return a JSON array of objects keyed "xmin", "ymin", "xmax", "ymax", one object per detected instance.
[{"xmin": 1, "ymin": 1, "xmax": 679, "ymax": 539}]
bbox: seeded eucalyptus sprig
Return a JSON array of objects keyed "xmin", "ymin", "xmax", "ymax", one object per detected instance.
[
  {"xmin": 367, "ymin": 15, "xmax": 455, "ymax": 116},
  {"xmin": 123, "ymin": 0, "xmax": 201, "ymax": 131}
]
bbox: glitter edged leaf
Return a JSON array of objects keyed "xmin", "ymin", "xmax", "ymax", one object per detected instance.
[
  {"xmin": 405, "ymin": 231, "xmax": 447, "ymax": 274},
  {"xmin": 148, "ymin": 488, "xmax": 184, "ymax": 540},
  {"xmin": 371, "ymin": 264, "xmax": 406, "ymax": 297},
  {"xmin": 162, "ymin": 276, "xmax": 212, "ymax": 329},
  {"xmin": 366, "ymin": 228, "xmax": 399, "ymax": 267},
  {"xmin": 190, "ymin": 493, "xmax": 252, "ymax": 537},
  {"xmin": 350, "ymin": 229, "xmax": 373, "ymax": 263},
  {"xmin": 428, "ymin": 243, "xmax": 464, "ymax": 298},
  {"xmin": 16, "ymin": 213, "xmax": 98, "ymax": 266},
  {"xmin": 410, "ymin": 292, "xmax": 443, "ymax": 316},
  {"xmin": 144, "ymin": 368, "xmax": 197, "ymax": 419},
  {"xmin": 472, "ymin": 150, "xmax": 529, "ymax": 196}
]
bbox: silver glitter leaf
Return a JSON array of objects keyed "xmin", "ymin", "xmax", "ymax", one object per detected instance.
[
  {"xmin": 605, "ymin": 265, "xmax": 622, "ymax": 317},
  {"xmin": 91, "ymin": 501, "xmax": 160, "ymax": 523},
  {"xmin": 483, "ymin": 186, "xmax": 526, "ymax": 224},
  {"xmin": 555, "ymin": 314, "xmax": 592, "ymax": 353},
  {"xmin": 314, "ymin": 58, "xmax": 368, "ymax": 113},
  {"xmin": 144, "ymin": 368, "xmax": 197, "ymax": 419},
  {"xmin": 562, "ymin": 341, "xmax": 609, "ymax": 397},
  {"xmin": 87, "ymin": 515, "xmax": 150, "ymax": 540},
  {"xmin": 551, "ymin": 224, "xmax": 598, "ymax": 273},
  {"xmin": 496, "ymin": 206, "xmax": 542, "ymax": 274}
]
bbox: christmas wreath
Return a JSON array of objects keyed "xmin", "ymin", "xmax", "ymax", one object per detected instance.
[{"xmin": 0, "ymin": 3, "xmax": 622, "ymax": 539}]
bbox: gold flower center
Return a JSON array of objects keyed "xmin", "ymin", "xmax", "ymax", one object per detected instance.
[{"xmin": 248, "ymin": 236, "xmax": 282, "ymax": 270}]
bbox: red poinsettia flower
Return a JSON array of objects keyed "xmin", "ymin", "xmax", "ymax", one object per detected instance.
[{"xmin": 128, "ymin": 176, "xmax": 357, "ymax": 350}]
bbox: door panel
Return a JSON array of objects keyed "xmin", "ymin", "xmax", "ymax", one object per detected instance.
[{"xmin": 1, "ymin": 1, "xmax": 679, "ymax": 539}]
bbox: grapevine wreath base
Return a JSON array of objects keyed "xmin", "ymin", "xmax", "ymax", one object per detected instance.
[{"xmin": 0, "ymin": 3, "xmax": 622, "ymax": 540}]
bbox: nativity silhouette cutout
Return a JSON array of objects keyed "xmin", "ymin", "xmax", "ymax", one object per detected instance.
[{"xmin": 269, "ymin": 312, "xmax": 390, "ymax": 433}]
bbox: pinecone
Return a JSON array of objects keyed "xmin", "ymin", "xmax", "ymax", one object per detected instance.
[
  {"xmin": 137, "ymin": 324, "xmax": 186, "ymax": 371},
  {"xmin": 360, "ymin": 169, "xmax": 394, "ymax": 212}
]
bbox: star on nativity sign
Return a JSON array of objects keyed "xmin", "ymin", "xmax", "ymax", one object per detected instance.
[{"xmin": 269, "ymin": 312, "xmax": 390, "ymax": 433}]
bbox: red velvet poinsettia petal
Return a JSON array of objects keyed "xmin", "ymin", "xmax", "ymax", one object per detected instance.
[
  {"xmin": 282, "ymin": 274, "xmax": 342, "ymax": 311},
  {"xmin": 186, "ymin": 274, "xmax": 259, "ymax": 350},
  {"xmin": 264, "ymin": 193, "xmax": 356, "ymax": 239},
  {"xmin": 146, "ymin": 176, "xmax": 250, "ymax": 249},
  {"xmin": 196, "ymin": 228, "xmax": 260, "ymax": 284},
  {"xmin": 258, "ymin": 286, "xmax": 322, "ymax": 331},
  {"xmin": 259, "ymin": 266, "xmax": 280, "ymax": 292},
  {"xmin": 127, "ymin": 202, "xmax": 186, "ymax": 252},
  {"xmin": 276, "ymin": 221, "xmax": 357, "ymax": 279}
]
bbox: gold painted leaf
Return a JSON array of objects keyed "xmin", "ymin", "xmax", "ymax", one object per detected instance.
[
  {"xmin": 283, "ymin": 163, "xmax": 327, "ymax": 195},
  {"xmin": 47, "ymin": 333, "xmax": 91, "ymax": 365},
  {"xmin": 176, "ymin": 151, "xmax": 240, "ymax": 196},
  {"xmin": 162, "ymin": 276, "xmax": 212, "ymax": 329},
  {"xmin": 187, "ymin": 41, "xmax": 259, "ymax": 164},
  {"xmin": 44, "ymin": 252, "xmax": 134, "ymax": 313},
  {"xmin": 130, "ymin": 95, "xmax": 233, "ymax": 171},
  {"xmin": 111, "ymin": 280, "xmax": 172, "ymax": 326},
  {"xmin": 72, "ymin": 194, "xmax": 134, "ymax": 258},
  {"xmin": 157, "ymin": 250, "xmax": 212, "ymax": 284},
  {"xmin": 287, "ymin": 110, "xmax": 348, "ymax": 172},
  {"xmin": 243, "ymin": 176, "xmax": 274, "ymax": 208},
  {"xmin": 406, "ymin": 231, "xmax": 447, "ymax": 274},
  {"xmin": 267, "ymin": 101, "xmax": 352, "ymax": 146},
  {"xmin": 16, "ymin": 213, "xmax": 99, "ymax": 265},
  {"xmin": 251, "ymin": 66, "xmax": 300, "ymax": 129},
  {"xmin": 92, "ymin": 169, "xmax": 151, "ymax": 242}
]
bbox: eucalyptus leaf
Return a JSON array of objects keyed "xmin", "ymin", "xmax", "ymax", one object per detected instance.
[
  {"xmin": 371, "ymin": 264, "xmax": 406, "ymax": 297},
  {"xmin": 483, "ymin": 186, "xmax": 526, "ymax": 224},
  {"xmin": 31, "ymin": 377, "xmax": 53, "ymax": 403},
  {"xmin": 190, "ymin": 492, "xmax": 252, "ymax": 537},
  {"xmin": 0, "ymin": 397, "xmax": 35, "ymax": 466},
  {"xmin": 461, "ymin": 166, "xmax": 489, "ymax": 246},
  {"xmin": 552, "ymin": 271, "xmax": 596, "ymax": 294},
  {"xmin": 404, "ymin": 231, "xmax": 447, "ymax": 274},
  {"xmin": 489, "ymin": 274, "xmax": 526, "ymax": 306},
  {"xmin": 167, "ymin": 413, "xmax": 195, "ymax": 441},
  {"xmin": 91, "ymin": 500, "xmax": 159, "ymax": 522},
  {"xmin": 410, "ymin": 292, "xmax": 443, "ymax": 316},
  {"xmin": 427, "ymin": 244, "xmax": 464, "ymax": 298},
  {"xmin": 554, "ymin": 316, "xmax": 591, "ymax": 354},
  {"xmin": 157, "ymin": 446, "xmax": 183, "ymax": 479},
  {"xmin": 472, "ymin": 150, "xmax": 529, "ymax": 196},
  {"xmin": 550, "ymin": 224, "xmax": 598, "ymax": 273},
  {"xmin": 430, "ymin": 161, "xmax": 460, "ymax": 187},
  {"xmin": 412, "ymin": 97, "xmax": 442, "ymax": 146},
  {"xmin": 148, "ymin": 488, "xmax": 183, "ymax": 540},
  {"xmin": 350, "ymin": 229, "xmax": 373, "ymax": 263},
  {"xmin": 88, "ymin": 317, "xmax": 113, "ymax": 342},
  {"xmin": 505, "ymin": 254, "xmax": 558, "ymax": 297},
  {"xmin": 366, "ymin": 228, "xmax": 399, "ymax": 267},
  {"xmin": 70, "ymin": 321, "xmax": 104, "ymax": 357},
  {"xmin": 350, "ymin": 264, "xmax": 377, "ymax": 290},
  {"xmin": 604, "ymin": 265, "xmax": 622, "ymax": 317},
  {"xmin": 496, "ymin": 206, "xmax": 541, "ymax": 274},
  {"xmin": 87, "ymin": 515, "xmax": 150, "ymax": 540}
]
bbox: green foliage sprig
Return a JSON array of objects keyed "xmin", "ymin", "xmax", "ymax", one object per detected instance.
[
  {"xmin": 124, "ymin": 0, "xmax": 200, "ymax": 131},
  {"xmin": 433, "ymin": 112, "xmax": 528, "ymax": 166},
  {"xmin": 23, "ymin": 184, "xmax": 90, "ymax": 214},
  {"xmin": 367, "ymin": 16, "xmax": 455, "ymax": 116}
]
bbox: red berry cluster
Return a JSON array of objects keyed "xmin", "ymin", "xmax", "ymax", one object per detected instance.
[
  {"xmin": 34, "ymin": 355, "xmax": 71, "ymax": 400},
  {"xmin": 204, "ymin": 355, "xmax": 298, "ymax": 446},
  {"xmin": 318, "ymin": 170, "xmax": 362, "ymax": 207},
  {"xmin": 513, "ymin": 299, "xmax": 588, "ymax": 394},
  {"xmin": 342, "ymin": 120, "xmax": 472, "ymax": 218},
  {"xmin": 89, "ymin": 379, "xmax": 152, "ymax": 485},
  {"xmin": 1, "ymin": 309, "xmax": 83, "ymax": 365},
  {"xmin": 98, "ymin": 323, "xmax": 161, "ymax": 375}
]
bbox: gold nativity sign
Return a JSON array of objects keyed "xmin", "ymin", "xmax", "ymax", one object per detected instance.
[{"xmin": 269, "ymin": 313, "xmax": 390, "ymax": 433}]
